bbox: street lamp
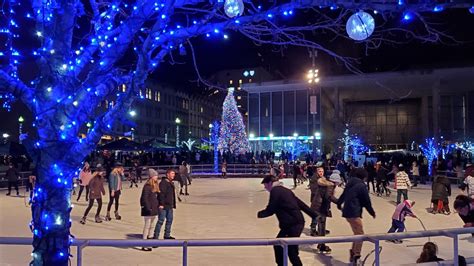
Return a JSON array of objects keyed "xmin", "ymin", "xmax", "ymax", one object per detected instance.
[
  {"xmin": 2, "ymin": 133, "xmax": 9, "ymax": 144},
  {"xmin": 18, "ymin": 116, "xmax": 24, "ymax": 144},
  {"xmin": 129, "ymin": 110, "xmax": 136, "ymax": 117},
  {"xmin": 175, "ymin": 118, "xmax": 181, "ymax": 147},
  {"xmin": 307, "ymin": 69, "xmax": 320, "ymax": 84}
]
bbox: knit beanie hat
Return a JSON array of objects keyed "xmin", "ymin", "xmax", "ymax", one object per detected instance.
[{"xmin": 148, "ymin": 168, "xmax": 158, "ymax": 178}]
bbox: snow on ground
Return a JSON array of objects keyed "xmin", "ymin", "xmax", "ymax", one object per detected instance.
[{"xmin": 1, "ymin": 178, "xmax": 473, "ymax": 266}]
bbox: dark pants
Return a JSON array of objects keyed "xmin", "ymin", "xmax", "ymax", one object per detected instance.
[
  {"xmin": 154, "ymin": 208, "xmax": 174, "ymax": 238},
  {"xmin": 84, "ymin": 198, "xmax": 103, "ymax": 217},
  {"xmin": 107, "ymin": 190, "xmax": 121, "ymax": 212},
  {"xmin": 77, "ymin": 185, "xmax": 90, "ymax": 201},
  {"xmin": 317, "ymin": 215, "xmax": 327, "ymax": 236},
  {"xmin": 367, "ymin": 179, "xmax": 375, "ymax": 193},
  {"xmin": 7, "ymin": 181, "xmax": 19, "ymax": 194},
  {"xmin": 396, "ymin": 189, "xmax": 408, "ymax": 204},
  {"xmin": 388, "ymin": 219, "xmax": 405, "ymax": 233},
  {"xmin": 274, "ymin": 224, "xmax": 304, "ymax": 266}
]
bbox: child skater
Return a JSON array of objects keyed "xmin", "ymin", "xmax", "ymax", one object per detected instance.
[{"xmin": 387, "ymin": 200, "xmax": 417, "ymax": 244}]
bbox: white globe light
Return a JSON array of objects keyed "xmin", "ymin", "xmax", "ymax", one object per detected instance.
[
  {"xmin": 224, "ymin": 0, "xmax": 244, "ymax": 18},
  {"xmin": 346, "ymin": 11, "xmax": 375, "ymax": 41}
]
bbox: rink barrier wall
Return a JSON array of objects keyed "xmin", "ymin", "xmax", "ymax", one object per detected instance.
[{"xmin": 1, "ymin": 227, "xmax": 473, "ymax": 266}]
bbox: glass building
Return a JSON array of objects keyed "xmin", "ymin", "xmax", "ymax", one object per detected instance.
[{"xmin": 244, "ymin": 82, "xmax": 322, "ymax": 157}]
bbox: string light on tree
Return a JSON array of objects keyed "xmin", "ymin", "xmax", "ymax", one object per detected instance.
[
  {"xmin": 419, "ymin": 138, "xmax": 440, "ymax": 176},
  {"xmin": 224, "ymin": 0, "xmax": 244, "ymax": 18}
]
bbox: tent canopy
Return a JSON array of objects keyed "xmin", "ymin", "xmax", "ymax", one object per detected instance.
[
  {"xmin": 143, "ymin": 139, "xmax": 180, "ymax": 151},
  {"xmin": 98, "ymin": 138, "xmax": 145, "ymax": 151}
]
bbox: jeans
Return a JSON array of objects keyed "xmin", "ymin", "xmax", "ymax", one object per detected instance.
[
  {"xmin": 396, "ymin": 189, "xmax": 408, "ymax": 204},
  {"xmin": 107, "ymin": 190, "xmax": 121, "ymax": 212},
  {"xmin": 84, "ymin": 198, "xmax": 102, "ymax": 217},
  {"xmin": 346, "ymin": 218, "xmax": 364, "ymax": 257},
  {"xmin": 274, "ymin": 224, "xmax": 304, "ymax": 266},
  {"xmin": 387, "ymin": 219, "xmax": 405, "ymax": 233},
  {"xmin": 154, "ymin": 208, "xmax": 174, "ymax": 238}
]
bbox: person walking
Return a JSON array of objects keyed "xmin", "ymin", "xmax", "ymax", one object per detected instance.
[
  {"xmin": 80, "ymin": 164, "xmax": 106, "ymax": 224},
  {"xmin": 411, "ymin": 161, "xmax": 420, "ymax": 187},
  {"xmin": 311, "ymin": 169, "xmax": 339, "ymax": 253},
  {"xmin": 5, "ymin": 163, "xmax": 20, "ymax": 196},
  {"xmin": 140, "ymin": 169, "xmax": 160, "ymax": 251},
  {"xmin": 375, "ymin": 162, "xmax": 389, "ymax": 197},
  {"xmin": 129, "ymin": 162, "xmax": 139, "ymax": 188},
  {"xmin": 366, "ymin": 162, "xmax": 376, "ymax": 193},
  {"xmin": 337, "ymin": 168, "xmax": 376, "ymax": 265},
  {"xmin": 77, "ymin": 162, "xmax": 93, "ymax": 201},
  {"xmin": 154, "ymin": 169, "xmax": 177, "ymax": 240},
  {"xmin": 257, "ymin": 175, "xmax": 317, "ymax": 266},
  {"xmin": 395, "ymin": 164, "xmax": 412, "ymax": 205},
  {"xmin": 178, "ymin": 162, "xmax": 189, "ymax": 195},
  {"xmin": 105, "ymin": 163, "xmax": 126, "ymax": 221}
]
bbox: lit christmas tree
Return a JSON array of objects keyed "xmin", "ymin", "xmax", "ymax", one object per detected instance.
[
  {"xmin": 218, "ymin": 88, "xmax": 250, "ymax": 154},
  {"xmin": 340, "ymin": 124, "xmax": 368, "ymax": 161},
  {"xmin": 0, "ymin": 0, "xmax": 468, "ymax": 264},
  {"xmin": 419, "ymin": 137, "xmax": 440, "ymax": 176}
]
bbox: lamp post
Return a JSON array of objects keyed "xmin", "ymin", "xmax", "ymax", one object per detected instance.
[
  {"xmin": 307, "ymin": 67, "xmax": 321, "ymax": 160},
  {"xmin": 175, "ymin": 118, "xmax": 181, "ymax": 147},
  {"xmin": 18, "ymin": 116, "xmax": 24, "ymax": 144},
  {"xmin": 2, "ymin": 133, "xmax": 9, "ymax": 144},
  {"xmin": 128, "ymin": 110, "xmax": 136, "ymax": 140}
]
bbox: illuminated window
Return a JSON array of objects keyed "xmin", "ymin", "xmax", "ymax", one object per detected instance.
[
  {"xmin": 249, "ymin": 78, "xmax": 252, "ymax": 83},
  {"xmin": 200, "ymin": 120, "xmax": 203, "ymax": 125},
  {"xmin": 237, "ymin": 96, "xmax": 241, "ymax": 100},
  {"xmin": 239, "ymin": 79, "xmax": 242, "ymax": 84},
  {"xmin": 139, "ymin": 90, "xmax": 143, "ymax": 97},
  {"xmin": 121, "ymin": 84, "xmax": 126, "ymax": 92},
  {"xmin": 237, "ymin": 87, "xmax": 241, "ymax": 90},
  {"xmin": 229, "ymin": 80, "xmax": 233, "ymax": 85},
  {"xmin": 157, "ymin": 92, "xmax": 161, "ymax": 102},
  {"xmin": 155, "ymin": 91, "xmax": 160, "ymax": 102},
  {"xmin": 200, "ymin": 107, "xmax": 203, "ymax": 112},
  {"xmin": 146, "ymin": 88, "xmax": 152, "ymax": 100}
]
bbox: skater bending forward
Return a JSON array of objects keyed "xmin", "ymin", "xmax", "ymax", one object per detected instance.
[
  {"xmin": 387, "ymin": 200, "xmax": 417, "ymax": 243},
  {"xmin": 258, "ymin": 175, "xmax": 317, "ymax": 266}
]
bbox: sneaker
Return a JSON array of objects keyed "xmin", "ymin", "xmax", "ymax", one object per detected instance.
[
  {"xmin": 310, "ymin": 229, "xmax": 318, "ymax": 236},
  {"xmin": 443, "ymin": 211, "xmax": 451, "ymax": 215},
  {"xmin": 79, "ymin": 217, "xmax": 86, "ymax": 224},
  {"xmin": 164, "ymin": 236, "xmax": 175, "ymax": 239}
]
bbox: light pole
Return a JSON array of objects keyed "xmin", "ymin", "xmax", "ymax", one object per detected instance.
[
  {"xmin": 307, "ymin": 67, "xmax": 320, "ymax": 160},
  {"xmin": 175, "ymin": 118, "xmax": 181, "ymax": 147},
  {"xmin": 2, "ymin": 133, "xmax": 9, "ymax": 144},
  {"xmin": 18, "ymin": 116, "xmax": 24, "ymax": 144},
  {"xmin": 128, "ymin": 110, "xmax": 136, "ymax": 140}
]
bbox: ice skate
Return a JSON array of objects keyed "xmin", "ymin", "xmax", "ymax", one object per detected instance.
[
  {"xmin": 114, "ymin": 211, "xmax": 122, "ymax": 220},
  {"xmin": 95, "ymin": 215, "xmax": 103, "ymax": 223},
  {"xmin": 79, "ymin": 217, "xmax": 86, "ymax": 224},
  {"xmin": 105, "ymin": 212, "xmax": 112, "ymax": 221},
  {"xmin": 317, "ymin": 244, "xmax": 331, "ymax": 254}
]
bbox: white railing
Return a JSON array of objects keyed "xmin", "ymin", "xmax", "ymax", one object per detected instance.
[{"xmin": 1, "ymin": 227, "xmax": 473, "ymax": 266}]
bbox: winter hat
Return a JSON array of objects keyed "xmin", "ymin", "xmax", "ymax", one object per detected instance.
[{"xmin": 148, "ymin": 168, "xmax": 158, "ymax": 178}]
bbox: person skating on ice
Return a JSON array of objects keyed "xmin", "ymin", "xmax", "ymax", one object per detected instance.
[{"xmin": 386, "ymin": 200, "xmax": 417, "ymax": 244}]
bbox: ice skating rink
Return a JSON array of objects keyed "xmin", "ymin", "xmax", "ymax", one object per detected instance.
[{"xmin": 1, "ymin": 178, "xmax": 473, "ymax": 265}]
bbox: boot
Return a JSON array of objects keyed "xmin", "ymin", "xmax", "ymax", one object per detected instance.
[
  {"xmin": 95, "ymin": 215, "xmax": 102, "ymax": 223},
  {"xmin": 318, "ymin": 244, "xmax": 331, "ymax": 254},
  {"xmin": 105, "ymin": 212, "xmax": 112, "ymax": 221},
  {"xmin": 179, "ymin": 189, "xmax": 184, "ymax": 195},
  {"xmin": 6, "ymin": 192, "xmax": 10, "ymax": 196},
  {"xmin": 114, "ymin": 211, "xmax": 121, "ymax": 220},
  {"xmin": 310, "ymin": 228, "xmax": 318, "ymax": 236},
  {"xmin": 80, "ymin": 217, "xmax": 86, "ymax": 224}
]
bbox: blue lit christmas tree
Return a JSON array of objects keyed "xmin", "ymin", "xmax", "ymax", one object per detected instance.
[
  {"xmin": 341, "ymin": 125, "xmax": 368, "ymax": 161},
  {"xmin": 218, "ymin": 88, "xmax": 250, "ymax": 154},
  {"xmin": 0, "ymin": 0, "xmax": 469, "ymax": 264},
  {"xmin": 419, "ymin": 137, "xmax": 440, "ymax": 176}
]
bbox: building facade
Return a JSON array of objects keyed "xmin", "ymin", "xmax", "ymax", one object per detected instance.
[{"xmin": 244, "ymin": 67, "xmax": 474, "ymax": 154}]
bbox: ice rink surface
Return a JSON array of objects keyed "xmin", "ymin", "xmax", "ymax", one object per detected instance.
[{"xmin": 1, "ymin": 177, "xmax": 473, "ymax": 265}]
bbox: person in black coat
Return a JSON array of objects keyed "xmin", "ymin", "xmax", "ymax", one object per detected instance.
[
  {"xmin": 140, "ymin": 169, "xmax": 160, "ymax": 251},
  {"xmin": 5, "ymin": 163, "xmax": 20, "ymax": 196},
  {"xmin": 337, "ymin": 168, "xmax": 376, "ymax": 265},
  {"xmin": 153, "ymin": 169, "xmax": 177, "ymax": 240},
  {"xmin": 258, "ymin": 175, "xmax": 317, "ymax": 266}
]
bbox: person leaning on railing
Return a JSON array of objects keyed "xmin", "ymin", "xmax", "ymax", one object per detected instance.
[{"xmin": 453, "ymin": 195, "xmax": 474, "ymax": 236}]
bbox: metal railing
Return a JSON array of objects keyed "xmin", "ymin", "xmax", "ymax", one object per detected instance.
[{"xmin": 1, "ymin": 227, "xmax": 473, "ymax": 266}]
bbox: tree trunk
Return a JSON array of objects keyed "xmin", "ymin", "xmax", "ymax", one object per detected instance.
[{"xmin": 30, "ymin": 151, "xmax": 76, "ymax": 266}]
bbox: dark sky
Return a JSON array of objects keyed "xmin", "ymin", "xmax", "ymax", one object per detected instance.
[{"xmin": 153, "ymin": 8, "xmax": 474, "ymax": 86}]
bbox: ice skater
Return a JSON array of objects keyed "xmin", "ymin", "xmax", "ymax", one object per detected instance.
[
  {"xmin": 258, "ymin": 175, "xmax": 317, "ymax": 266},
  {"xmin": 386, "ymin": 200, "xmax": 417, "ymax": 243},
  {"xmin": 140, "ymin": 169, "xmax": 159, "ymax": 251},
  {"xmin": 80, "ymin": 164, "xmax": 106, "ymax": 224}
]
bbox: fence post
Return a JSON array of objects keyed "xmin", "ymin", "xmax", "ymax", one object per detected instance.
[
  {"xmin": 374, "ymin": 240, "xmax": 380, "ymax": 266},
  {"xmin": 183, "ymin": 241, "xmax": 188, "ymax": 266},
  {"xmin": 453, "ymin": 234, "xmax": 459, "ymax": 266},
  {"xmin": 77, "ymin": 245, "xmax": 83, "ymax": 266},
  {"xmin": 282, "ymin": 243, "xmax": 288, "ymax": 266}
]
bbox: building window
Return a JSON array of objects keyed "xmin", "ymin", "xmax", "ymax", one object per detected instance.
[
  {"xmin": 121, "ymin": 84, "xmax": 126, "ymax": 92},
  {"xmin": 139, "ymin": 90, "xmax": 143, "ymax": 98},
  {"xmin": 229, "ymin": 80, "xmax": 233, "ymax": 85},
  {"xmin": 249, "ymin": 78, "xmax": 252, "ymax": 83},
  {"xmin": 155, "ymin": 91, "xmax": 160, "ymax": 102},
  {"xmin": 200, "ymin": 120, "xmax": 203, "ymax": 125},
  {"xmin": 237, "ymin": 96, "xmax": 241, "ymax": 100},
  {"xmin": 239, "ymin": 79, "xmax": 242, "ymax": 84},
  {"xmin": 237, "ymin": 87, "xmax": 241, "ymax": 90},
  {"xmin": 146, "ymin": 88, "xmax": 152, "ymax": 100},
  {"xmin": 200, "ymin": 106, "xmax": 203, "ymax": 113}
]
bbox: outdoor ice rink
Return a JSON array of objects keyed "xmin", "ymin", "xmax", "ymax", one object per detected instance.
[{"xmin": 1, "ymin": 177, "xmax": 473, "ymax": 266}]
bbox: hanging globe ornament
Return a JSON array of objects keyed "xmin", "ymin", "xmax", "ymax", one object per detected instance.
[
  {"xmin": 224, "ymin": 0, "xmax": 244, "ymax": 18},
  {"xmin": 346, "ymin": 11, "xmax": 375, "ymax": 41}
]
